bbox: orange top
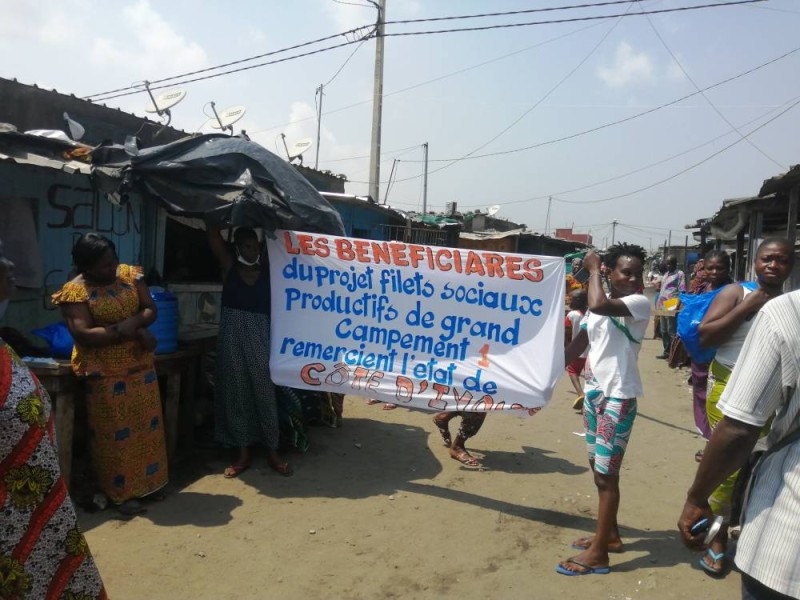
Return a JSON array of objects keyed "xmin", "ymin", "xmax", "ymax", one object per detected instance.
[
  {"xmin": 565, "ymin": 274, "xmax": 587, "ymax": 304},
  {"xmin": 52, "ymin": 264, "xmax": 153, "ymax": 377}
]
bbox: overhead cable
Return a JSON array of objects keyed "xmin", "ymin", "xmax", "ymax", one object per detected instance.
[
  {"xmin": 455, "ymin": 92, "xmax": 800, "ymax": 209},
  {"xmin": 398, "ymin": 44, "xmax": 800, "ymax": 165},
  {"xmin": 348, "ymin": 5, "xmax": 632, "ymax": 184},
  {"xmin": 84, "ymin": 25, "xmax": 376, "ymax": 101},
  {"xmin": 384, "ymin": 0, "xmax": 647, "ymax": 24},
  {"xmin": 642, "ymin": 9, "xmax": 785, "ymax": 169},
  {"xmin": 381, "ymin": 1, "xmax": 765, "ymax": 37},
  {"xmin": 550, "ymin": 95, "xmax": 800, "ymax": 205},
  {"xmin": 252, "ymin": 21, "xmax": 602, "ymax": 138}
]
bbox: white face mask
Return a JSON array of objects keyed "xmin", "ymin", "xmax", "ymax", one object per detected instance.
[
  {"xmin": 0, "ymin": 298, "xmax": 8, "ymax": 319},
  {"xmin": 236, "ymin": 247, "xmax": 260, "ymax": 267}
]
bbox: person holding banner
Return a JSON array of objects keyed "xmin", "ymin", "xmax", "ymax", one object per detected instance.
[
  {"xmin": 556, "ymin": 244, "xmax": 651, "ymax": 576},
  {"xmin": 206, "ymin": 224, "xmax": 292, "ymax": 478}
]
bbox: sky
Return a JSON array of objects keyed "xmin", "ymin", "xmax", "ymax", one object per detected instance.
[{"xmin": 2, "ymin": 0, "xmax": 799, "ymax": 250}]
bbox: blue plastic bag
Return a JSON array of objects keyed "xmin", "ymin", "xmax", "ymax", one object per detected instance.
[
  {"xmin": 31, "ymin": 322, "xmax": 74, "ymax": 359},
  {"xmin": 678, "ymin": 282, "xmax": 756, "ymax": 364}
]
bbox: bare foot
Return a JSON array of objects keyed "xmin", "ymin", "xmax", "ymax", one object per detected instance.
[
  {"xmin": 557, "ymin": 548, "xmax": 609, "ymax": 574},
  {"xmin": 449, "ymin": 447, "xmax": 481, "ymax": 468},
  {"xmin": 571, "ymin": 536, "xmax": 624, "ymax": 553}
]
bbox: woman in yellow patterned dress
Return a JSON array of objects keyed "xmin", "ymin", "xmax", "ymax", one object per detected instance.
[
  {"xmin": 1, "ymin": 238, "xmax": 107, "ymax": 599},
  {"xmin": 52, "ymin": 233, "xmax": 168, "ymax": 515}
]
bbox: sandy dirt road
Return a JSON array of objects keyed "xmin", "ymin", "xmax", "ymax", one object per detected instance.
[{"xmin": 80, "ymin": 336, "xmax": 740, "ymax": 599}]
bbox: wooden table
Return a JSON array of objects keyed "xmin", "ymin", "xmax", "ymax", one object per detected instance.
[{"xmin": 30, "ymin": 347, "xmax": 204, "ymax": 489}]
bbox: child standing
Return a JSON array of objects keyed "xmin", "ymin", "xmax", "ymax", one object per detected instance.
[
  {"xmin": 557, "ymin": 244, "xmax": 651, "ymax": 576},
  {"xmin": 565, "ymin": 289, "xmax": 588, "ymax": 411}
]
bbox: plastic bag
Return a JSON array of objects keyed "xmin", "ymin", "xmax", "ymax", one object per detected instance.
[
  {"xmin": 678, "ymin": 282, "xmax": 756, "ymax": 364},
  {"xmin": 30, "ymin": 322, "xmax": 74, "ymax": 359}
]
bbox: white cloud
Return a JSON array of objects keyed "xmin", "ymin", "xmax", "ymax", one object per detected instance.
[
  {"xmin": 596, "ymin": 42, "xmax": 655, "ymax": 87},
  {"xmin": 0, "ymin": 1, "xmax": 87, "ymax": 44},
  {"xmin": 89, "ymin": 0, "xmax": 207, "ymax": 78}
]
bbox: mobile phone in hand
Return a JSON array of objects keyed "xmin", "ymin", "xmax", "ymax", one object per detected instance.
[
  {"xmin": 573, "ymin": 268, "xmax": 590, "ymax": 284},
  {"xmin": 690, "ymin": 517, "xmax": 709, "ymax": 536}
]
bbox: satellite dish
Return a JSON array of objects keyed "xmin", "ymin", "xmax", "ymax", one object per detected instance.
[
  {"xmin": 145, "ymin": 88, "xmax": 186, "ymax": 114},
  {"xmin": 63, "ymin": 112, "xmax": 85, "ymax": 141},
  {"xmin": 281, "ymin": 136, "xmax": 314, "ymax": 165},
  {"xmin": 487, "ymin": 204, "xmax": 501, "ymax": 216},
  {"xmin": 211, "ymin": 105, "xmax": 247, "ymax": 132}
]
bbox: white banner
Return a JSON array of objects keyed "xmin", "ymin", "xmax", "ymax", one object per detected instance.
[{"xmin": 268, "ymin": 231, "xmax": 565, "ymax": 413}]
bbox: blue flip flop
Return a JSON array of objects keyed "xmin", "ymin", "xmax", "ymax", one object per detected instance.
[
  {"xmin": 698, "ymin": 549, "xmax": 726, "ymax": 577},
  {"xmin": 556, "ymin": 559, "xmax": 611, "ymax": 576}
]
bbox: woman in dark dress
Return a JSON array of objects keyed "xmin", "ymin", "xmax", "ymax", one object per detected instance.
[{"xmin": 207, "ymin": 224, "xmax": 292, "ymax": 478}]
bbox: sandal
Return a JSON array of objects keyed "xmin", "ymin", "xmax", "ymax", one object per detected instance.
[
  {"xmin": 382, "ymin": 403, "xmax": 397, "ymax": 410},
  {"xmin": 268, "ymin": 460, "xmax": 294, "ymax": 477},
  {"xmin": 698, "ymin": 548, "xmax": 727, "ymax": 577},
  {"xmin": 224, "ymin": 462, "xmax": 251, "ymax": 479},
  {"xmin": 451, "ymin": 449, "xmax": 481, "ymax": 468},
  {"xmin": 366, "ymin": 399, "xmax": 381, "ymax": 405},
  {"xmin": 116, "ymin": 499, "xmax": 147, "ymax": 516},
  {"xmin": 433, "ymin": 416, "xmax": 452, "ymax": 448},
  {"xmin": 695, "ymin": 449, "xmax": 705, "ymax": 463}
]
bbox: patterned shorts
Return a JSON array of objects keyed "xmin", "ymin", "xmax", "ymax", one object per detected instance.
[{"xmin": 583, "ymin": 390, "xmax": 637, "ymax": 476}]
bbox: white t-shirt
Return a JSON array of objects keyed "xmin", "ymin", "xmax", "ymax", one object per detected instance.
[
  {"xmin": 582, "ymin": 294, "xmax": 651, "ymax": 399},
  {"xmin": 567, "ymin": 309, "xmax": 588, "ymax": 358}
]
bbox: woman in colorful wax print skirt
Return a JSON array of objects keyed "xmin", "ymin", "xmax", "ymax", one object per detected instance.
[
  {"xmin": 53, "ymin": 233, "xmax": 168, "ymax": 516},
  {"xmin": 0, "ymin": 238, "xmax": 107, "ymax": 599}
]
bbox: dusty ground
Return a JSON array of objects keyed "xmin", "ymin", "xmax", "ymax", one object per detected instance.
[{"xmin": 80, "ymin": 335, "xmax": 741, "ymax": 600}]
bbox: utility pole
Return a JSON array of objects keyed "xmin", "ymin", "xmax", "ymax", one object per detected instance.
[
  {"xmin": 544, "ymin": 196, "xmax": 552, "ymax": 236},
  {"xmin": 611, "ymin": 219, "xmax": 618, "ymax": 245},
  {"xmin": 667, "ymin": 229, "xmax": 672, "ymax": 254},
  {"xmin": 422, "ymin": 142, "xmax": 429, "ymax": 214},
  {"xmin": 314, "ymin": 84, "xmax": 324, "ymax": 169},
  {"xmin": 368, "ymin": 0, "xmax": 386, "ymax": 203}
]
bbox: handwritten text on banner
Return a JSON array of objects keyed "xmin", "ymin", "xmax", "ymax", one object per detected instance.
[{"xmin": 268, "ymin": 231, "xmax": 565, "ymax": 413}]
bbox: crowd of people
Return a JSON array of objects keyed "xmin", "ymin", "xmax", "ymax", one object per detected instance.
[{"xmin": 1, "ymin": 230, "xmax": 799, "ymax": 599}]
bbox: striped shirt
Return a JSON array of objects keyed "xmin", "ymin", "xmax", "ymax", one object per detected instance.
[{"xmin": 718, "ymin": 290, "xmax": 800, "ymax": 598}]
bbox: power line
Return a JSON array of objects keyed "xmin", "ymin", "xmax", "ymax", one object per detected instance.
[
  {"xmin": 456, "ymin": 89, "xmax": 800, "ymax": 210},
  {"xmin": 322, "ymin": 143, "xmax": 422, "ymax": 163},
  {"xmin": 398, "ymin": 44, "xmax": 800, "ymax": 166},
  {"xmin": 331, "ymin": 0, "xmax": 374, "ymax": 7},
  {"xmin": 250, "ymin": 21, "xmax": 603, "ymax": 138},
  {"xmin": 86, "ymin": 27, "xmax": 376, "ymax": 102},
  {"xmin": 384, "ymin": 0, "xmax": 648, "ymax": 24},
  {"xmin": 393, "ymin": 6, "xmax": 629, "ymax": 182},
  {"xmin": 455, "ymin": 90, "xmax": 796, "ymax": 207},
  {"xmin": 84, "ymin": 0, "xmax": 628, "ymax": 102},
  {"xmin": 324, "ymin": 35, "xmax": 372, "ymax": 87},
  {"xmin": 83, "ymin": 1, "xmax": 760, "ymax": 105},
  {"xmin": 550, "ymin": 95, "xmax": 800, "ymax": 205},
  {"xmin": 348, "ymin": 7, "xmax": 631, "ymax": 184},
  {"xmin": 381, "ymin": 1, "xmax": 765, "ymax": 38},
  {"xmin": 642, "ymin": 8, "xmax": 785, "ymax": 169}
]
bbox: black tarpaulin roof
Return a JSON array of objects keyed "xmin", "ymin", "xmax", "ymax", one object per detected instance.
[{"xmin": 91, "ymin": 133, "xmax": 345, "ymax": 235}]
